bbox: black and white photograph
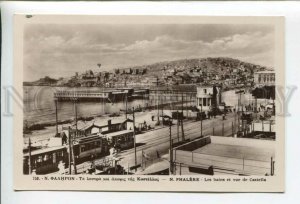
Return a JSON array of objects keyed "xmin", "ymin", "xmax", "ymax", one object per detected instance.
[{"xmin": 13, "ymin": 15, "xmax": 285, "ymax": 192}]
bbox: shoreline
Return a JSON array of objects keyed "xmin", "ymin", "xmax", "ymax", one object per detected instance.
[
  {"xmin": 23, "ymin": 108, "xmax": 173, "ymax": 143},
  {"xmin": 23, "ymin": 101, "xmax": 190, "ymax": 132}
]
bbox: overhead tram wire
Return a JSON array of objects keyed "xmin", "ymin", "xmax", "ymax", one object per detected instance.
[{"xmin": 120, "ymin": 119, "xmax": 235, "ymax": 157}]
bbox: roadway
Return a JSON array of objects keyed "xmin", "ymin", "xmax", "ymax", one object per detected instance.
[{"xmin": 75, "ymin": 112, "xmax": 238, "ymax": 174}]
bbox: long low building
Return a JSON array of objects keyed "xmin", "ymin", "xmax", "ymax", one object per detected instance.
[{"xmin": 172, "ymin": 136, "xmax": 275, "ymax": 176}]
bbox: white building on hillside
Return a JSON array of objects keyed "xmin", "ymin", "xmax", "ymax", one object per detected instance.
[{"xmin": 196, "ymin": 85, "xmax": 222, "ymax": 112}]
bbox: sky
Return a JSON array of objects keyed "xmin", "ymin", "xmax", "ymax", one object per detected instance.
[{"xmin": 24, "ymin": 23, "xmax": 275, "ymax": 81}]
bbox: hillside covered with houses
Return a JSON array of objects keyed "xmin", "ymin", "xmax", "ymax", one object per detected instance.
[{"xmin": 24, "ymin": 57, "xmax": 271, "ymax": 89}]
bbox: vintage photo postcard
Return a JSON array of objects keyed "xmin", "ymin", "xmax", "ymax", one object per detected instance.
[{"xmin": 14, "ymin": 15, "xmax": 285, "ymax": 192}]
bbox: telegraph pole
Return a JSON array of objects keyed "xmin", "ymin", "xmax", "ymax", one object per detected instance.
[
  {"xmin": 55, "ymin": 99, "xmax": 58, "ymax": 135},
  {"xmin": 181, "ymin": 92, "xmax": 184, "ymax": 113},
  {"xmin": 162, "ymin": 95, "xmax": 164, "ymax": 117},
  {"xmin": 133, "ymin": 107, "xmax": 137, "ymax": 169},
  {"xmin": 181, "ymin": 116, "xmax": 185, "ymax": 141},
  {"xmin": 200, "ymin": 104, "xmax": 203, "ymax": 137},
  {"xmin": 177, "ymin": 110, "xmax": 180, "ymax": 141},
  {"xmin": 125, "ymin": 92, "xmax": 128, "ymax": 119},
  {"xmin": 180, "ymin": 91, "xmax": 185, "ymax": 141},
  {"xmin": 186, "ymin": 94, "xmax": 188, "ymax": 118},
  {"xmin": 157, "ymin": 91, "xmax": 160, "ymax": 124},
  {"xmin": 68, "ymin": 127, "xmax": 72, "ymax": 174},
  {"xmin": 74, "ymin": 99, "xmax": 78, "ymax": 138},
  {"xmin": 28, "ymin": 137, "xmax": 32, "ymax": 174},
  {"xmin": 169, "ymin": 121, "xmax": 173, "ymax": 175},
  {"xmin": 236, "ymin": 90, "xmax": 244, "ymax": 132},
  {"xmin": 72, "ymin": 142, "xmax": 77, "ymax": 174},
  {"xmin": 238, "ymin": 94, "xmax": 240, "ymax": 131},
  {"xmin": 73, "ymin": 99, "xmax": 78, "ymax": 174}
]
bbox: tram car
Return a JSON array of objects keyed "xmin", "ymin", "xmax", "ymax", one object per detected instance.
[
  {"xmin": 104, "ymin": 129, "xmax": 134, "ymax": 151},
  {"xmin": 23, "ymin": 146, "xmax": 68, "ymax": 175},
  {"xmin": 23, "ymin": 134, "xmax": 109, "ymax": 175},
  {"xmin": 73, "ymin": 134, "xmax": 109, "ymax": 161}
]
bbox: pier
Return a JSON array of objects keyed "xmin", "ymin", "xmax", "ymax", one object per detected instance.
[
  {"xmin": 54, "ymin": 88, "xmax": 150, "ymax": 102},
  {"xmin": 54, "ymin": 90, "xmax": 110, "ymax": 102}
]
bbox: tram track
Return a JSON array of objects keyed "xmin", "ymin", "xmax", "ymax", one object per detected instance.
[{"xmin": 118, "ymin": 113, "xmax": 236, "ymax": 157}]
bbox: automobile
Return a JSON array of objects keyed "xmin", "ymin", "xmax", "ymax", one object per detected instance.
[
  {"xmin": 196, "ymin": 112, "xmax": 206, "ymax": 121},
  {"xmin": 241, "ymin": 112, "xmax": 253, "ymax": 123}
]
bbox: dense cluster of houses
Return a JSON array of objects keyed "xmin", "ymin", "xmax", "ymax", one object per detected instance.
[{"xmin": 56, "ymin": 58, "xmax": 269, "ymax": 89}]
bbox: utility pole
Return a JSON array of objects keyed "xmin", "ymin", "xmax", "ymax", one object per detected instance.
[
  {"xmin": 200, "ymin": 104, "xmax": 203, "ymax": 137},
  {"xmin": 186, "ymin": 94, "xmax": 188, "ymax": 118},
  {"xmin": 74, "ymin": 99, "xmax": 78, "ymax": 138},
  {"xmin": 180, "ymin": 91, "xmax": 185, "ymax": 141},
  {"xmin": 181, "ymin": 92, "xmax": 184, "ymax": 113},
  {"xmin": 55, "ymin": 99, "xmax": 58, "ymax": 135},
  {"xmin": 181, "ymin": 116, "xmax": 185, "ymax": 141},
  {"xmin": 177, "ymin": 110, "xmax": 180, "ymax": 141},
  {"xmin": 236, "ymin": 90, "xmax": 244, "ymax": 132},
  {"xmin": 71, "ymin": 98, "xmax": 78, "ymax": 174},
  {"xmin": 238, "ymin": 94, "xmax": 240, "ymax": 132},
  {"xmin": 141, "ymin": 150, "xmax": 144, "ymax": 170},
  {"xmin": 68, "ymin": 127, "xmax": 72, "ymax": 175},
  {"xmin": 234, "ymin": 110, "xmax": 237, "ymax": 134},
  {"xmin": 71, "ymin": 100, "xmax": 78, "ymax": 175},
  {"xmin": 169, "ymin": 121, "xmax": 173, "ymax": 175},
  {"xmin": 125, "ymin": 92, "xmax": 128, "ymax": 119},
  {"xmin": 162, "ymin": 95, "xmax": 164, "ymax": 117},
  {"xmin": 157, "ymin": 91, "xmax": 160, "ymax": 124},
  {"xmin": 28, "ymin": 137, "xmax": 32, "ymax": 174},
  {"xmin": 133, "ymin": 107, "xmax": 137, "ymax": 170},
  {"xmin": 71, "ymin": 141, "xmax": 77, "ymax": 174}
]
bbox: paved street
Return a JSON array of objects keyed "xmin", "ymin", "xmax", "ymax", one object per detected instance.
[{"xmin": 75, "ymin": 112, "xmax": 238, "ymax": 174}]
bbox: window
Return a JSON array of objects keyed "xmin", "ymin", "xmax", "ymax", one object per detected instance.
[
  {"xmin": 203, "ymin": 98, "xmax": 207, "ymax": 106},
  {"xmin": 203, "ymin": 89, "xmax": 207, "ymax": 94},
  {"xmin": 198, "ymin": 98, "xmax": 202, "ymax": 106},
  {"xmin": 44, "ymin": 154, "xmax": 49, "ymax": 161}
]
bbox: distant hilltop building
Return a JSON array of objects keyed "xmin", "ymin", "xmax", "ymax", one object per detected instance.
[
  {"xmin": 118, "ymin": 67, "xmax": 147, "ymax": 75},
  {"xmin": 254, "ymin": 71, "xmax": 275, "ymax": 87},
  {"xmin": 196, "ymin": 85, "xmax": 222, "ymax": 112}
]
